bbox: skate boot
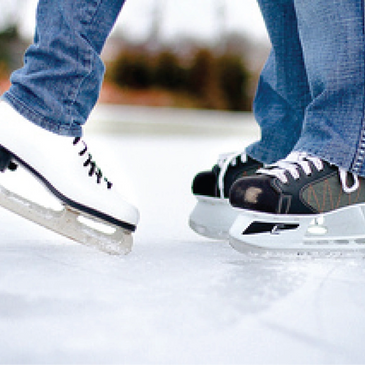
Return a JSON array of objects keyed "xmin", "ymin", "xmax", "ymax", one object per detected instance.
[
  {"xmin": 189, "ymin": 151, "xmax": 263, "ymax": 239},
  {"xmin": 0, "ymin": 101, "xmax": 139, "ymax": 254},
  {"xmin": 229, "ymin": 151, "xmax": 365, "ymax": 254}
]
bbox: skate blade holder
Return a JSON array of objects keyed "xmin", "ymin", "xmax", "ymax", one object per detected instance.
[
  {"xmin": 0, "ymin": 182, "xmax": 133, "ymax": 255},
  {"xmin": 0, "ymin": 146, "xmax": 133, "ymax": 254},
  {"xmin": 229, "ymin": 207, "xmax": 365, "ymax": 254},
  {"xmin": 189, "ymin": 196, "xmax": 236, "ymax": 239}
]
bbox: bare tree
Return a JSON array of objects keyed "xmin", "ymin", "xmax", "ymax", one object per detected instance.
[
  {"xmin": 148, "ymin": 0, "xmax": 167, "ymax": 51},
  {"xmin": 215, "ymin": 0, "xmax": 226, "ymax": 53}
]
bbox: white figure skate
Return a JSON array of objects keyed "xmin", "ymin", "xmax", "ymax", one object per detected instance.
[
  {"xmin": 189, "ymin": 151, "xmax": 262, "ymax": 239},
  {"xmin": 0, "ymin": 101, "xmax": 139, "ymax": 254},
  {"xmin": 229, "ymin": 152, "xmax": 365, "ymax": 255}
]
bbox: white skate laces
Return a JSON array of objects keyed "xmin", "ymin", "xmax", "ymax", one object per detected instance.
[
  {"xmin": 258, "ymin": 151, "xmax": 360, "ymax": 194},
  {"xmin": 217, "ymin": 151, "xmax": 247, "ymax": 198},
  {"xmin": 73, "ymin": 137, "xmax": 113, "ymax": 189}
]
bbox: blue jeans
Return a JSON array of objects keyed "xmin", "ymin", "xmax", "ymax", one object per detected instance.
[
  {"xmin": 3, "ymin": 0, "xmax": 365, "ymax": 177},
  {"xmin": 3, "ymin": 0, "xmax": 125, "ymax": 137},
  {"xmin": 247, "ymin": 0, "xmax": 365, "ymax": 177}
]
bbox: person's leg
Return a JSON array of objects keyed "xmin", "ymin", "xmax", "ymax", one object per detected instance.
[
  {"xmin": 189, "ymin": 0, "xmax": 310, "ymax": 238},
  {"xmin": 246, "ymin": 0, "xmax": 311, "ymax": 164},
  {"xmin": 229, "ymin": 0, "xmax": 365, "ymax": 252},
  {"xmin": 293, "ymin": 0, "xmax": 365, "ymax": 177},
  {"xmin": 3, "ymin": 0, "xmax": 125, "ymax": 136},
  {"xmin": 0, "ymin": 0, "xmax": 139, "ymax": 253}
]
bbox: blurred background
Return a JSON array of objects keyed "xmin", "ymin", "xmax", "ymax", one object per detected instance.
[{"xmin": 0, "ymin": 0, "xmax": 270, "ymax": 112}]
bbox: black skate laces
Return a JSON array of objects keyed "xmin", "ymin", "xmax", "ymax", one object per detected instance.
[
  {"xmin": 73, "ymin": 137, "xmax": 113, "ymax": 189},
  {"xmin": 258, "ymin": 151, "xmax": 359, "ymax": 194}
]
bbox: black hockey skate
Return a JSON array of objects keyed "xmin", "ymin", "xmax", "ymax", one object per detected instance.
[
  {"xmin": 229, "ymin": 151, "xmax": 365, "ymax": 254},
  {"xmin": 189, "ymin": 151, "xmax": 263, "ymax": 239}
]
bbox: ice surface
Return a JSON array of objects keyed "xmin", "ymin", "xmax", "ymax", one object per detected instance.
[{"xmin": 0, "ymin": 106, "xmax": 365, "ymax": 364}]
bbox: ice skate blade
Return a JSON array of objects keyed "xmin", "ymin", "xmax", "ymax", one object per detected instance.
[
  {"xmin": 228, "ymin": 206, "xmax": 365, "ymax": 257},
  {"xmin": 0, "ymin": 183, "xmax": 133, "ymax": 255},
  {"xmin": 189, "ymin": 196, "xmax": 237, "ymax": 240}
]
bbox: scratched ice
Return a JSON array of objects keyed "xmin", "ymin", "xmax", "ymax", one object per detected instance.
[{"xmin": 0, "ymin": 106, "xmax": 364, "ymax": 364}]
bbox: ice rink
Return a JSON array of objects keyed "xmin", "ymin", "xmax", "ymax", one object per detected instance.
[{"xmin": 1, "ymin": 105, "xmax": 365, "ymax": 364}]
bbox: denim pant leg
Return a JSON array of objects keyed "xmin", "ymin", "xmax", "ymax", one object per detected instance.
[
  {"xmin": 292, "ymin": 0, "xmax": 365, "ymax": 177},
  {"xmin": 2, "ymin": 0, "xmax": 125, "ymax": 137},
  {"xmin": 246, "ymin": 0, "xmax": 312, "ymax": 164}
]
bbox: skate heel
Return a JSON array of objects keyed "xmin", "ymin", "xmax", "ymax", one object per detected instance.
[{"xmin": 0, "ymin": 146, "xmax": 17, "ymax": 172}]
